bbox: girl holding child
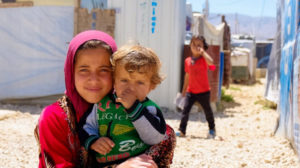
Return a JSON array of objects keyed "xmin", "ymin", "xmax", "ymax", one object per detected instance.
[{"xmin": 35, "ymin": 30, "xmax": 175, "ymax": 168}]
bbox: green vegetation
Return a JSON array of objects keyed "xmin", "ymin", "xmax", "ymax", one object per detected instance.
[
  {"xmin": 221, "ymin": 89, "xmax": 234, "ymax": 102},
  {"xmin": 254, "ymin": 98, "xmax": 277, "ymax": 110},
  {"xmin": 229, "ymin": 86, "xmax": 241, "ymax": 91}
]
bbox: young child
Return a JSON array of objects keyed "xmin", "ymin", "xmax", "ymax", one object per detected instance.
[
  {"xmin": 79, "ymin": 45, "xmax": 173, "ymax": 167},
  {"xmin": 177, "ymin": 35, "xmax": 216, "ymax": 139}
]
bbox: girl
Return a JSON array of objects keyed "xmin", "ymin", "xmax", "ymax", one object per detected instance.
[
  {"xmin": 177, "ymin": 35, "xmax": 216, "ymax": 139},
  {"xmin": 35, "ymin": 30, "xmax": 158, "ymax": 168}
]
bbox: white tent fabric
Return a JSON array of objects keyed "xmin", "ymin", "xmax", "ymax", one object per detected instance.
[
  {"xmin": 191, "ymin": 13, "xmax": 224, "ymax": 50},
  {"xmin": 0, "ymin": 6, "xmax": 74, "ymax": 100},
  {"xmin": 108, "ymin": 0, "xmax": 186, "ymax": 110}
]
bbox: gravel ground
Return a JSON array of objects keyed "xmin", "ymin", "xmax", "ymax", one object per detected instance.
[{"xmin": 0, "ymin": 79, "xmax": 299, "ymax": 168}]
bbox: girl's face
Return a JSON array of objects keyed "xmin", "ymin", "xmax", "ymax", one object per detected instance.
[
  {"xmin": 114, "ymin": 64, "xmax": 154, "ymax": 102},
  {"xmin": 190, "ymin": 39, "xmax": 204, "ymax": 56},
  {"xmin": 74, "ymin": 48, "xmax": 112, "ymax": 103}
]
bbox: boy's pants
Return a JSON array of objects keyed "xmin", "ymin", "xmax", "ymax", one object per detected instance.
[{"xmin": 179, "ymin": 91, "xmax": 215, "ymax": 134}]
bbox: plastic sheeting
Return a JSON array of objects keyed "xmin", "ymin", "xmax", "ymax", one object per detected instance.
[
  {"xmin": 0, "ymin": 6, "xmax": 74, "ymax": 100},
  {"xmin": 277, "ymin": 41, "xmax": 294, "ymax": 138},
  {"xmin": 276, "ymin": 0, "xmax": 298, "ymax": 139},
  {"xmin": 108, "ymin": 0, "xmax": 186, "ymax": 110},
  {"xmin": 191, "ymin": 13, "xmax": 224, "ymax": 50},
  {"xmin": 292, "ymin": 31, "xmax": 300, "ymax": 157},
  {"xmin": 265, "ymin": 0, "xmax": 282, "ymax": 103},
  {"xmin": 274, "ymin": 0, "xmax": 300, "ymax": 160}
]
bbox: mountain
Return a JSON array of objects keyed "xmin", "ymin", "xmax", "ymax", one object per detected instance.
[{"xmin": 207, "ymin": 13, "xmax": 277, "ymax": 40}]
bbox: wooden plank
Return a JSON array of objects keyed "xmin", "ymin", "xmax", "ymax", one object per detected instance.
[
  {"xmin": 74, "ymin": 8, "xmax": 115, "ymax": 37},
  {"xmin": 73, "ymin": 0, "xmax": 79, "ymax": 36},
  {"xmin": 0, "ymin": 1, "xmax": 33, "ymax": 8}
]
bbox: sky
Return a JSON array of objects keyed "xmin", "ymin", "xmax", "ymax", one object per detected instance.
[{"xmin": 187, "ymin": 0, "xmax": 277, "ymax": 18}]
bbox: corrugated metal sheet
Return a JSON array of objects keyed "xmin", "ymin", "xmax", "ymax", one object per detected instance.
[{"xmin": 108, "ymin": 0, "xmax": 186, "ymax": 110}]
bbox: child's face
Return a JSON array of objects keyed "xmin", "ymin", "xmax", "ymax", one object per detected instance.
[
  {"xmin": 74, "ymin": 48, "xmax": 112, "ymax": 103},
  {"xmin": 191, "ymin": 39, "xmax": 204, "ymax": 55},
  {"xmin": 114, "ymin": 64, "xmax": 154, "ymax": 102}
]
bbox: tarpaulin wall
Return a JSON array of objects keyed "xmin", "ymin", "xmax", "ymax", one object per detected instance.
[
  {"xmin": 0, "ymin": 6, "xmax": 74, "ymax": 100},
  {"xmin": 0, "ymin": 0, "xmax": 186, "ymax": 110},
  {"xmin": 292, "ymin": 30, "xmax": 300, "ymax": 158},
  {"xmin": 108, "ymin": 0, "xmax": 186, "ymax": 110},
  {"xmin": 275, "ymin": 0, "xmax": 300, "ymax": 159}
]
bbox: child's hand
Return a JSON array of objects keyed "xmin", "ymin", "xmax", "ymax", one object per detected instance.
[
  {"xmin": 91, "ymin": 137, "xmax": 115, "ymax": 155},
  {"xmin": 116, "ymin": 88, "xmax": 138, "ymax": 109},
  {"xmin": 198, "ymin": 47, "xmax": 205, "ymax": 55}
]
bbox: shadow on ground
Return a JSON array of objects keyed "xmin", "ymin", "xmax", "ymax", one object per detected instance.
[{"xmin": 0, "ymin": 103, "xmax": 45, "ymax": 115}]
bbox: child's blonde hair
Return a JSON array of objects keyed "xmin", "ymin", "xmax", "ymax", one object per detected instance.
[{"xmin": 111, "ymin": 45, "xmax": 164, "ymax": 88}]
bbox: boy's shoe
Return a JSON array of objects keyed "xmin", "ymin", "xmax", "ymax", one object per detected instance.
[
  {"xmin": 207, "ymin": 129, "xmax": 216, "ymax": 139},
  {"xmin": 176, "ymin": 130, "xmax": 186, "ymax": 137}
]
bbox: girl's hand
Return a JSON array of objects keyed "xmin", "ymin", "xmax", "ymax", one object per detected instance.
[
  {"xmin": 116, "ymin": 154, "xmax": 158, "ymax": 168},
  {"xmin": 90, "ymin": 137, "xmax": 115, "ymax": 155}
]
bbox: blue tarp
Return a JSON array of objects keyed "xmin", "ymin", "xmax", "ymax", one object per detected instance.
[
  {"xmin": 283, "ymin": 0, "xmax": 298, "ymax": 44},
  {"xmin": 277, "ymin": 41, "xmax": 294, "ymax": 138},
  {"xmin": 276, "ymin": 0, "xmax": 300, "ymax": 159}
]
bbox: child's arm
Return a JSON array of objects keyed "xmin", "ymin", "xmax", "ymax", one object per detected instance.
[
  {"xmin": 78, "ymin": 105, "xmax": 115, "ymax": 154},
  {"xmin": 126, "ymin": 101, "xmax": 166, "ymax": 145},
  {"xmin": 78, "ymin": 105, "xmax": 102, "ymax": 149},
  {"xmin": 116, "ymin": 90, "xmax": 166, "ymax": 145},
  {"xmin": 199, "ymin": 47, "xmax": 214, "ymax": 65}
]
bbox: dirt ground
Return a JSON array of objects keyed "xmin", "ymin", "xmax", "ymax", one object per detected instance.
[{"xmin": 0, "ymin": 79, "xmax": 299, "ymax": 168}]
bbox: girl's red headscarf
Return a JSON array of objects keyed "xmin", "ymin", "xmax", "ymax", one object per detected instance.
[{"xmin": 64, "ymin": 30, "xmax": 117, "ymax": 121}]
